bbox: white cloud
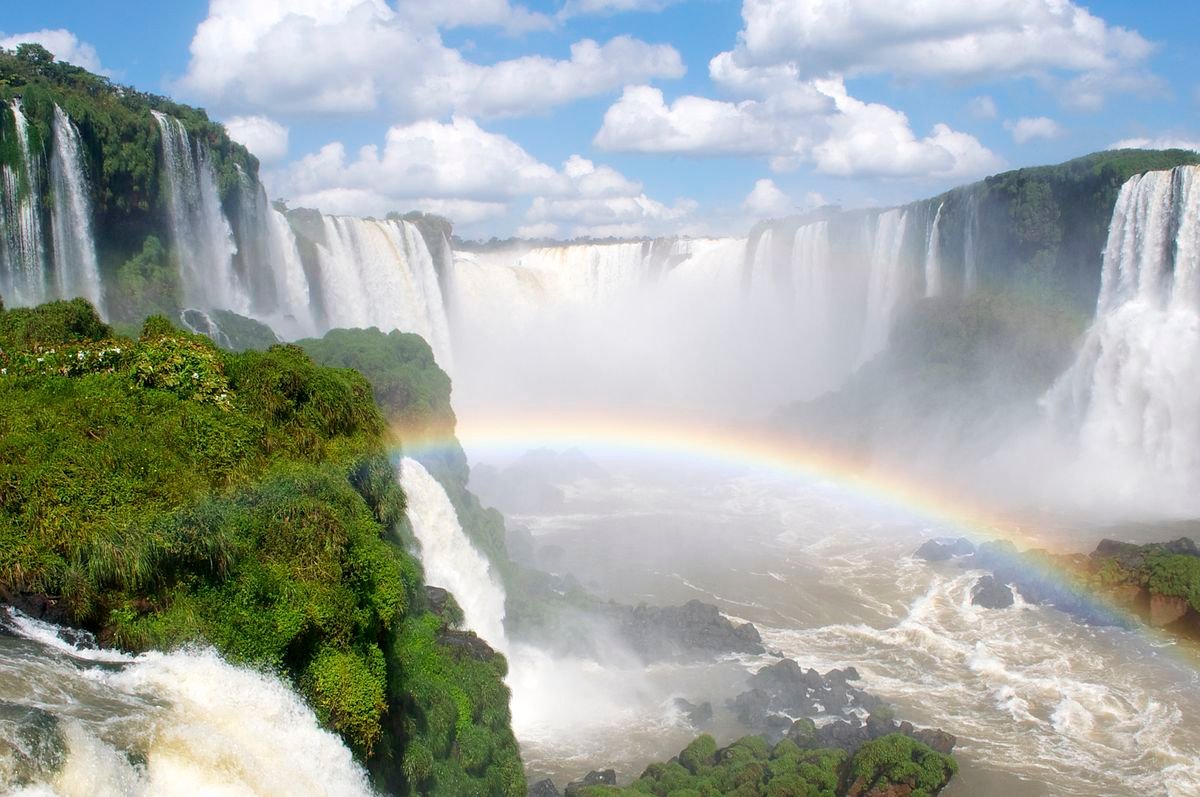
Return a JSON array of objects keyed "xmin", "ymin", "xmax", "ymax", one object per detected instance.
[
  {"xmin": 813, "ymin": 79, "xmax": 1003, "ymax": 178},
  {"xmin": 179, "ymin": 1, "xmax": 682, "ymax": 117},
  {"xmin": 742, "ymin": 179, "xmax": 793, "ymax": 217},
  {"xmin": 0, "ymin": 28, "xmax": 107, "ymax": 74},
  {"xmin": 271, "ymin": 116, "xmax": 692, "ymax": 236},
  {"xmin": 1111, "ymin": 136, "xmax": 1200, "ymax": 153},
  {"xmin": 594, "ymin": 86, "xmax": 791, "ymax": 155},
  {"xmin": 733, "ymin": 0, "xmax": 1153, "ymax": 98},
  {"xmin": 1005, "ymin": 116, "xmax": 1064, "ymax": 144},
  {"xmin": 966, "ymin": 95, "xmax": 998, "ymax": 120},
  {"xmin": 559, "ymin": 0, "xmax": 680, "ymax": 18},
  {"xmin": 396, "ymin": 0, "xmax": 552, "ymax": 32},
  {"xmin": 224, "ymin": 115, "xmax": 289, "ymax": 163},
  {"xmin": 595, "ymin": 78, "xmax": 1002, "ymax": 180}
]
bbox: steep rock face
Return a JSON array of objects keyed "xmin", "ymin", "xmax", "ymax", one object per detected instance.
[{"xmin": 1149, "ymin": 595, "xmax": 1191, "ymax": 628}]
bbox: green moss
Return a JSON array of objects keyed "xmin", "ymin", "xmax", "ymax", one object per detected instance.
[
  {"xmin": 1145, "ymin": 554, "xmax": 1200, "ymax": 613},
  {"xmin": 845, "ymin": 735, "xmax": 957, "ymax": 797}
]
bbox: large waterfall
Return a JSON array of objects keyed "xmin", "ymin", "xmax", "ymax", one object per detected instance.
[
  {"xmin": 307, "ymin": 216, "xmax": 454, "ymax": 368},
  {"xmin": 153, "ymin": 111, "xmax": 248, "ymax": 316},
  {"xmin": 399, "ymin": 457, "xmax": 508, "ymax": 651},
  {"xmin": 1046, "ymin": 165, "xmax": 1200, "ymax": 486},
  {"xmin": 49, "ymin": 105, "xmax": 103, "ymax": 313},
  {"xmin": 0, "ymin": 99, "xmax": 47, "ymax": 307}
]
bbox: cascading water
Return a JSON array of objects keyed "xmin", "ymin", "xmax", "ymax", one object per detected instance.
[
  {"xmin": 48, "ymin": 104, "xmax": 103, "ymax": 313},
  {"xmin": 152, "ymin": 111, "xmax": 248, "ymax": 315},
  {"xmin": 1045, "ymin": 165, "xmax": 1200, "ymax": 489},
  {"xmin": 312, "ymin": 216, "xmax": 454, "ymax": 369},
  {"xmin": 0, "ymin": 99, "xmax": 47, "ymax": 307},
  {"xmin": 859, "ymin": 209, "xmax": 910, "ymax": 365},
  {"xmin": 399, "ymin": 457, "xmax": 508, "ymax": 651},
  {"xmin": 963, "ymin": 193, "xmax": 980, "ymax": 294},
  {"xmin": 924, "ymin": 202, "xmax": 944, "ymax": 298},
  {"xmin": 0, "ymin": 611, "xmax": 374, "ymax": 795}
]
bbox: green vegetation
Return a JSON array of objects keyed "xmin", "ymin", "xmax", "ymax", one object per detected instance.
[
  {"xmin": 1143, "ymin": 554, "xmax": 1200, "ymax": 613},
  {"xmin": 0, "ymin": 299, "xmax": 524, "ymax": 794},
  {"xmin": 0, "ymin": 43, "xmax": 259, "ymax": 322},
  {"xmin": 948, "ymin": 149, "xmax": 1200, "ymax": 308},
  {"xmin": 575, "ymin": 733, "xmax": 955, "ymax": 797}
]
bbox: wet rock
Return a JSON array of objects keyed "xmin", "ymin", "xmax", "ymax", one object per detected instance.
[
  {"xmin": 730, "ymin": 688, "xmax": 772, "ymax": 727},
  {"xmin": 971, "ymin": 575, "xmax": 1014, "ymax": 609},
  {"xmin": 914, "ymin": 538, "xmax": 975, "ymax": 561},
  {"xmin": 434, "ymin": 627, "xmax": 498, "ymax": 662},
  {"xmin": 1149, "ymin": 594, "xmax": 1190, "ymax": 627},
  {"xmin": 673, "ymin": 698, "xmax": 713, "ymax": 727},
  {"xmin": 564, "ymin": 769, "xmax": 616, "ymax": 797},
  {"xmin": 527, "ymin": 778, "xmax": 561, "ymax": 797},
  {"xmin": 609, "ymin": 599, "xmax": 765, "ymax": 660}
]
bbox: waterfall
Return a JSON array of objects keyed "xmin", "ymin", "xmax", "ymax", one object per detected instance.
[
  {"xmin": 311, "ymin": 216, "xmax": 454, "ymax": 369},
  {"xmin": 1045, "ymin": 166, "xmax": 1200, "ymax": 483},
  {"xmin": 399, "ymin": 457, "xmax": 508, "ymax": 651},
  {"xmin": 792, "ymin": 221, "xmax": 833, "ymax": 343},
  {"xmin": 859, "ymin": 209, "xmax": 911, "ymax": 365},
  {"xmin": 152, "ymin": 111, "xmax": 247, "ymax": 315},
  {"xmin": 748, "ymin": 228, "xmax": 774, "ymax": 296},
  {"xmin": 0, "ymin": 99, "xmax": 48, "ymax": 307},
  {"xmin": 924, "ymin": 202, "xmax": 944, "ymax": 297},
  {"xmin": 49, "ymin": 104, "xmax": 103, "ymax": 313},
  {"xmin": 963, "ymin": 193, "xmax": 980, "ymax": 294},
  {"xmin": 0, "ymin": 613, "xmax": 374, "ymax": 795}
]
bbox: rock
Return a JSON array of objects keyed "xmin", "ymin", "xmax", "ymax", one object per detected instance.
[
  {"xmin": 1149, "ymin": 594, "xmax": 1190, "ymax": 627},
  {"xmin": 971, "ymin": 575, "xmax": 1014, "ymax": 609},
  {"xmin": 673, "ymin": 698, "xmax": 713, "ymax": 727},
  {"xmin": 564, "ymin": 769, "xmax": 616, "ymax": 797},
  {"xmin": 730, "ymin": 688, "xmax": 772, "ymax": 727},
  {"xmin": 527, "ymin": 779, "xmax": 561, "ymax": 797},
  {"xmin": 609, "ymin": 599, "xmax": 765, "ymax": 660},
  {"xmin": 434, "ymin": 627, "xmax": 498, "ymax": 662},
  {"xmin": 914, "ymin": 537, "xmax": 975, "ymax": 561},
  {"xmin": 911, "ymin": 727, "xmax": 957, "ymax": 755}
]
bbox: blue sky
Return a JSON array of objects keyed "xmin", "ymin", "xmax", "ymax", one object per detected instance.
[{"xmin": 4, "ymin": 0, "xmax": 1198, "ymax": 239}]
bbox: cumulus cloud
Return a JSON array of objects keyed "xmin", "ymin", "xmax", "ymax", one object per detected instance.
[
  {"xmin": 179, "ymin": 0, "xmax": 683, "ymax": 117},
  {"xmin": 0, "ymin": 28, "xmax": 107, "ymax": 74},
  {"xmin": 1111, "ymin": 136, "xmax": 1200, "ymax": 152},
  {"xmin": 396, "ymin": 0, "xmax": 552, "ymax": 32},
  {"xmin": 224, "ymin": 115, "xmax": 289, "ymax": 163},
  {"xmin": 594, "ymin": 86, "xmax": 787, "ymax": 155},
  {"xmin": 966, "ymin": 95, "xmax": 999, "ymax": 120},
  {"xmin": 732, "ymin": 0, "xmax": 1154, "ymax": 106},
  {"xmin": 558, "ymin": 0, "xmax": 680, "ymax": 18},
  {"xmin": 270, "ymin": 117, "xmax": 692, "ymax": 236},
  {"xmin": 1005, "ymin": 116, "xmax": 1064, "ymax": 144},
  {"xmin": 595, "ymin": 78, "xmax": 1002, "ymax": 180},
  {"xmin": 742, "ymin": 179, "xmax": 793, "ymax": 217}
]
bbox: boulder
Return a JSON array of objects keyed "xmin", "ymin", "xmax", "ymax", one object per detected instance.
[
  {"xmin": 673, "ymin": 698, "xmax": 713, "ymax": 727},
  {"xmin": 914, "ymin": 538, "xmax": 975, "ymax": 561},
  {"xmin": 528, "ymin": 779, "xmax": 561, "ymax": 797},
  {"xmin": 564, "ymin": 769, "xmax": 616, "ymax": 797},
  {"xmin": 971, "ymin": 575, "xmax": 1014, "ymax": 609}
]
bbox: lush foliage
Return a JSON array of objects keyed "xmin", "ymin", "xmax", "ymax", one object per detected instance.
[
  {"xmin": 0, "ymin": 300, "xmax": 524, "ymax": 793},
  {"xmin": 576, "ymin": 733, "xmax": 954, "ymax": 797},
  {"xmin": 1144, "ymin": 554, "xmax": 1200, "ymax": 613},
  {"xmin": 0, "ymin": 43, "xmax": 259, "ymax": 321}
]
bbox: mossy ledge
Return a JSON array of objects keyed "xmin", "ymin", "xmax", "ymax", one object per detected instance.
[{"xmin": 0, "ymin": 297, "xmax": 525, "ymax": 795}]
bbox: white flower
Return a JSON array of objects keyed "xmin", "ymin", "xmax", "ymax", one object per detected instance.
[
  {"xmin": 36, "ymin": 357, "xmax": 44, "ymax": 363},
  {"xmin": 192, "ymin": 372, "xmax": 199, "ymax": 379}
]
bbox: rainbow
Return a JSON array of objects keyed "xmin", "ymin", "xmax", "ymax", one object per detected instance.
[{"xmin": 394, "ymin": 409, "xmax": 1200, "ymax": 662}]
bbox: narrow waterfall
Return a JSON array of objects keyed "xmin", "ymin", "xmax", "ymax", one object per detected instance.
[
  {"xmin": 963, "ymin": 193, "xmax": 980, "ymax": 294},
  {"xmin": 152, "ymin": 111, "xmax": 247, "ymax": 315},
  {"xmin": 924, "ymin": 202, "xmax": 944, "ymax": 297},
  {"xmin": 0, "ymin": 99, "xmax": 47, "ymax": 306},
  {"xmin": 49, "ymin": 104, "xmax": 103, "ymax": 312},
  {"xmin": 263, "ymin": 204, "xmax": 317, "ymax": 339},
  {"xmin": 399, "ymin": 457, "xmax": 508, "ymax": 651},
  {"xmin": 1045, "ymin": 165, "xmax": 1200, "ymax": 480},
  {"xmin": 792, "ymin": 221, "xmax": 833, "ymax": 345},
  {"xmin": 748, "ymin": 228, "xmax": 775, "ymax": 296},
  {"xmin": 313, "ymin": 216, "xmax": 454, "ymax": 369},
  {"xmin": 859, "ymin": 209, "xmax": 910, "ymax": 365}
]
